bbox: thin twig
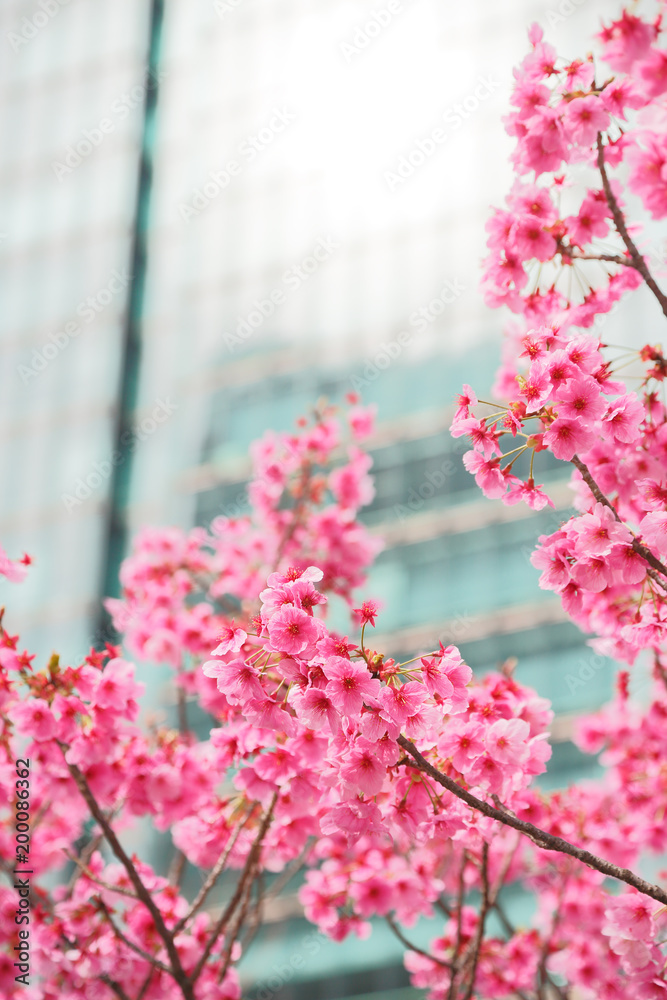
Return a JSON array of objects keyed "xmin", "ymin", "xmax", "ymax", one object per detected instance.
[
  {"xmin": 173, "ymin": 805, "xmax": 255, "ymax": 934},
  {"xmin": 100, "ymin": 975, "xmax": 132, "ymax": 1000},
  {"xmin": 571, "ymin": 454, "xmax": 667, "ymax": 591},
  {"xmin": 386, "ymin": 913, "xmax": 451, "ymax": 968},
  {"xmin": 397, "ymin": 736, "xmax": 667, "ymax": 905},
  {"xmin": 96, "ymin": 897, "xmax": 172, "ymax": 975},
  {"xmin": 62, "ymin": 749, "xmax": 195, "ymax": 1000},
  {"xmin": 597, "ymin": 134, "xmax": 667, "ymax": 318},
  {"xmin": 462, "ymin": 841, "xmax": 490, "ymax": 1000},
  {"xmin": 188, "ymin": 793, "xmax": 278, "ymax": 986},
  {"xmin": 64, "ymin": 850, "xmax": 141, "ymax": 901}
]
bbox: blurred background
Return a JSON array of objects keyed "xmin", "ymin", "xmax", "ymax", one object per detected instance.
[{"xmin": 1, "ymin": 0, "xmax": 660, "ymax": 996}]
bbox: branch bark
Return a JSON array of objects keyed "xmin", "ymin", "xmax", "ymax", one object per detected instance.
[
  {"xmin": 571, "ymin": 454, "xmax": 667, "ymax": 591},
  {"xmin": 188, "ymin": 793, "xmax": 277, "ymax": 986},
  {"xmin": 597, "ymin": 135, "xmax": 667, "ymax": 318},
  {"xmin": 397, "ymin": 735, "xmax": 667, "ymax": 906},
  {"xmin": 63, "ymin": 750, "xmax": 195, "ymax": 1000}
]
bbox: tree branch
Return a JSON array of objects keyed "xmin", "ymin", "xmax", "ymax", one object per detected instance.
[
  {"xmin": 571, "ymin": 454, "xmax": 667, "ymax": 591},
  {"xmin": 62, "ymin": 749, "xmax": 195, "ymax": 1000},
  {"xmin": 397, "ymin": 736, "xmax": 667, "ymax": 906},
  {"xmin": 462, "ymin": 841, "xmax": 490, "ymax": 1000},
  {"xmin": 386, "ymin": 913, "xmax": 451, "ymax": 969},
  {"xmin": 597, "ymin": 134, "xmax": 667, "ymax": 318},
  {"xmin": 188, "ymin": 793, "xmax": 278, "ymax": 986},
  {"xmin": 96, "ymin": 897, "xmax": 172, "ymax": 975},
  {"xmin": 173, "ymin": 804, "xmax": 255, "ymax": 934}
]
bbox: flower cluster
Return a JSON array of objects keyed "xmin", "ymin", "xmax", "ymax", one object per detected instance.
[{"xmin": 455, "ymin": 5, "xmax": 667, "ymax": 672}]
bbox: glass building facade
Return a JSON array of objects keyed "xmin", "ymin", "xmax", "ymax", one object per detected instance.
[{"xmin": 2, "ymin": 0, "xmax": 662, "ymax": 996}]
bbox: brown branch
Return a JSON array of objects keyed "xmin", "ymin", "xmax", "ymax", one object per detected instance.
[
  {"xmin": 173, "ymin": 805, "xmax": 255, "ymax": 934},
  {"xmin": 188, "ymin": 793, "xmax": 278, "ymax": 986},
  {"xmin": 62, "ymin": 750, "xmax": 195, "ymax": 1000},
  {"xmin": 217, "ymin": 856, "xmax": 258, "ymax": 984},
  {"xmin": 566, "ymin": 248, "xmax": 632, "ymax": 267},
  {"xmin": 100, "ymin": 975, "xmax": 132, "ymax": 1000},
  {"xmin": 64, "ymin": 850, "xmax": 142, "ymax": 901},
  {"xmin": 462, "ymin": 841, "xmax": 490, "ymax": 1000},
  {"xmin": 571, "ymin": 454, "xmax": 667, "ymax": 590},
  {"xmin": 597, "ymin": 134, "xmax": 667, "ymax": 318},
  {"xmin": 397, "ymin": 736, "xmax": 667, "ymax": 905},
  {"xmin": 137, "ymin": 969, "xmax": 155, "ymax": 1000},
  {"xmin": 96, "ymin": 897, "xmax": 172, "ymax": 976},
  {"xmin": 447, "ymin": 849, "xmax": 468, "ymax": 1000},
  {"xmin": 386, "ymin": 913, "xmax": 451, "ymax": 969}
]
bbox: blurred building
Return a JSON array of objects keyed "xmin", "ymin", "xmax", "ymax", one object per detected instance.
[{"xmin": 1, "ymin": 0, "xmax": 658, "ymax": 997}]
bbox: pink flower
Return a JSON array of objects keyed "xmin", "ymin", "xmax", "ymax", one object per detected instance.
[
  {"xmin": 531, "ymin": 531, "xmax": 571, "ymax": 590},
  {"xmin": 293, "ymin": 688, "xmax": 341, "ymax": 733},
  {"xmin": 542, "ymin": 349, "xmax": 577, "ymax": 391},
  {"xmin": 202, "ymin": 658, "xmax": 264, "ymax": 704},
  {"xmin": 452, "ymin": 418, "xmax": 501, "ymax": 458},
  {"xmin": 517, "ymin": 360, "xmax": 553, "ymax": 411},
  {"xmin": 628, "ymin": 135, "xmax": 667, "ymax": 220},
  {"xmin": 349, "ymin": 876, "xmax": 394, "ymax": 917},
  {"xmin": 453, "ymin": 385, "xmax": 478, "ymax": 422},
  {"xmin": 571, "ymin": 503, "xmax": 631, "ymax": 556},
  {"xmin": 485, "ymin": 718, "xmax": 530, "ymax": 767},
  {"xmin": 637, "ymin": 479, "xmax": 667, "ymax": 511},
  {"xmin": 379, "ymin": 682, "xmax": 428, "ymax": 726},
  {"xmin": 639, "ymin": 511, "xmax": 667, "ymax": 559},
  {"xmin": 0, "ymin": 547, "xmax": 29, "ymax": 583},
  {"xmin": 543, "ymin": 417, "xmax": 596, "ymax": 460},
  {"xmin": 438, "ymin": 720, "xmax": 485, "ymax": 772},
  {"xmin": 462, "ymin": 452, "xmax": 506, "ymax": 499},
  {"xmin": 603, "ymin": 894, "xmax": 657, "ymax": 942},
  {"xmin": 348, "ymin": 403, "xmax": 377, "ymax": 440},
  {"xmin": 12, "ymin": 698, "xmax": 57, "ymax": 741},
  {"xmin": 211, "ymin": 624, "xmax": 247, "ymax": 656},
  {"xmin": 465, "ymin": 753, "xmax": 506, "ymax": 795},
  {"xmin": 638, "ymin": 48, "xmax": 667, "ymax": 98},
  {"xmin": 0, "ymin": 647, "xmax": 21, "ymax": 671},
  {"xmin": 555, "ymin": 377, "xmax": 606, "ymax": 422},
  {"xmin": 562, "ymin": 95, "xmax": 609, "ymax": 146},
  {"xmin": 601, "ymin": 393, "xmax": 644, "ymax": 444},
  {"xmin": 352, "ymin": 600, "xmax": 381, "ymax": 629},
  {"xmin": 323, "ymin": 657, "xmax": 380, "ymax": 717},
  {"xmin": 565, "ymin": 194, "xmax": 610, "ymax": 246},
  {"xmin": 510, "ymin": 215, "xmax": 557, "ymax": 261},
  {"xmin": 329, "ymin": 447, "xmax": 375, "ymax": 510},
  {"xmin": 503, "ymin": 478, "xmax": 554, "ymax": 510},
  {"xmin": 267, "ymin": 606, "xmax": 320, "ymax": 655},
  {"xmin": 571, "ymin": 554, "xmax": 613, "ymax": 592},
  {"xmin": 93, "ymin": 659, "xmax": 143, "ymax": 711},
  {"xmin": 598, "ymin": 11, "xmax": 655, "ymax": 72},
  {"xmin": 339, "ymin": 742, "xmax": 386, "ymax": 796}
]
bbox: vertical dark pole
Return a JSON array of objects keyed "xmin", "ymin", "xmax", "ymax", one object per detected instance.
[{"xmin": 97, "ymin": 0, "xmax": 165, "ymax": 642}]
